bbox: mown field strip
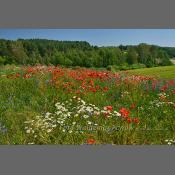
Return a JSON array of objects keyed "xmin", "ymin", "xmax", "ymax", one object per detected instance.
[{"xmin": 126, "ymin": 65, "xmax": 175, "ymax": 79}]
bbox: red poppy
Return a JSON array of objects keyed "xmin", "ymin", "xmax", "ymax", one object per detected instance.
[
  {"xmin": 133, "ymin": 118, "xmax": 139, "ymax": 124},
  {"xmin": 103, "ymin": 86, "xmax": 109, "ymax": 92},
  {"xmin": 127, "ymin": 118, "xmax": 132, "ymax": 123},
  {"xmin": 89, "ymin": 87, "xmax": 97, "ymax": 92},
  {"xmin": 23, "ymin": 74, "xmax": 31, "ymax": 79},
  {"xmin": 15, "ymin": 73, "xmax": 20, "ymax": 78},
  {"xmin": 87, "ymin": 138, "xmax": 96, "ymax": 145},
  {"xmin": 160, "ymin": 85, "xmax": 168, "ymax": 92},
  {"xmin": 96, "ymin": 85, "xmax": 101, "ymax": 90},
  {"xmin": 152, "ymin": 84, "xmax": 156, "ymax": 91},
  {"xmin": 89, "ymin": 79, "xmax": 94, "ymax": 87},
  {"xmin": 27, "ymin": 68, "xmax": 34, "ymax": 73},
  {"xmin": 130, "ymin": 103, "xmax": 136, "ymax": 109},
  {"xmin": 119, "ymin": 107, "xmax": 130, "ymax": 118},
  {"xmin": 104, "ymin": 106, "xmax": 113, "ymax": 111}
]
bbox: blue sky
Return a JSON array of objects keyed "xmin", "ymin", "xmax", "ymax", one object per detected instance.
[{"xmin": 0, "ymin": 29, "xmax": 175, "ymax": 47}]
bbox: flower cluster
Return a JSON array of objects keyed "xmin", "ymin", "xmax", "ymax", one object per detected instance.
[
  {"xmin": 24, "ymin": 96, "xmax": 124, "ymax": 143},
  {"xmin": 119, "ymin": 107, "xmax": 139, "ymax": 124},
  {"xmin": 165, "ymin": 139, "xmax": 175, "ymax": 145}
]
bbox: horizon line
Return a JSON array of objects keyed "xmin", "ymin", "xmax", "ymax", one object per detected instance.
[{"xmin": 0, "ymin": 38, "xmax": 174, "ymax": 48}]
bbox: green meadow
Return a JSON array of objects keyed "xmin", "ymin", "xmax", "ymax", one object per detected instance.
[
  {"xmin": 0, "ymin": 65, "xmax": 175, "ymax": 145},
  {"xmin": 127, "ymin": 65, "xmax": 175, "ymax": 79}
]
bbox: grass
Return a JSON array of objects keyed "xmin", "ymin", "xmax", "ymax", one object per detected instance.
[
  {"xmin": 126, "ymin": 65, "xmax": 175, "ymax": 79},
  {"xmin": 0, "ymin": 65, "xmax": 175, "ymax": 145}
]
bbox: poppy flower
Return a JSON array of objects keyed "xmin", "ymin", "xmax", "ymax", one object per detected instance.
[
  {"xmin": 15, "ymin": 73, "xmax": 20, "ymax": 78},
  {"xmin": 87, "ymin": 138, "xmax": 96, "ymax": 145},
  {"xmin": 133, "ymin": 118, "xmax": 139, "ymax": 124},
  {"xmin": 103, "ymin": 86, "xmax": 109, "ymax": 92},
  {"xmin": 96, "ymin": 85, "xmax": 101, "ymax": 90},
  {"xmin": 152, "ymin": 84, "xmax": 156, "ymax": 91},
  {"xmin": 104, "ymin": 106, "xmax": 113, "ymax": 111},
  {"xmin": 89, "ymin": 87, "xmax": 97, "ymax": 93},
  {"xmin": 119, "ymin": 107, "xmax": 130, "ymax": 118},
  {"xmin": 160, "ymin": 85, "xmax": 168, "ymax": 92},
  {"xmin": 130, "ymin": 103, "xmax": 136, "ymax": 110},
  {"xmin": 27, "ymin": 68, "xmax": 34, "ymax": 73},
  {"xmin": 89, "ymin": 79, "xmax": 94, "ymax": 87},
  {"xmin": 127, "ymin": 118, "xmax": 132, "ymax": 123},
  {"xmin": 23, "ymin": 74, "xmax": 31, "ymax": 79}
]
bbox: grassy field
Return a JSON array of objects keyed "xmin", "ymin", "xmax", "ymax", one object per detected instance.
[
  {"xmin": 0, "ymin": 65, "xmax": 175, "ymax": 145},
  {"xmin": 126, "ymin": 65, "xmax": 175, "ymax": 79}
]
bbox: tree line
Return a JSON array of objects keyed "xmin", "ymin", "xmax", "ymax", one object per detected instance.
[{"xmin": 0, "ymin": 39, "xmax": 173, "ymax": 68}]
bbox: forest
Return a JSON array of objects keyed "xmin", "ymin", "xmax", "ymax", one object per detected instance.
[{"xmin": 0, "ymin": 39, "xmax": 174, "ymax": 69}]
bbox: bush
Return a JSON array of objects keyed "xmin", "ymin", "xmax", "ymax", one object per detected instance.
[
  {"xmin": 107, "ymin": 65, "xmax": 120, "ymax": 72},
  {"xmin": 106, "ymin": 65, "xmax": 112, "ymax": 71},
  {"xmin": 119, "ymin": 63, "xmax": 130, "ymax": 70},
  {"xmin": 130, "ymin": 63, "xmax": 146, "ymax": 69}
]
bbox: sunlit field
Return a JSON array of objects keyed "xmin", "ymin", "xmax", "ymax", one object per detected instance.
[
  {"xmin": 0, "ymin": 65, "xmax": 175, "ymax": 145},
  {"xmin": 127, "ymin": 65, "xmax": 175, "ymax": 79}
]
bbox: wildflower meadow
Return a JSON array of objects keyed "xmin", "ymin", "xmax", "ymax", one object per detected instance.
[{"xmin": 0, "ymin": 65, "xmax": 175, "ymax": 145}]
